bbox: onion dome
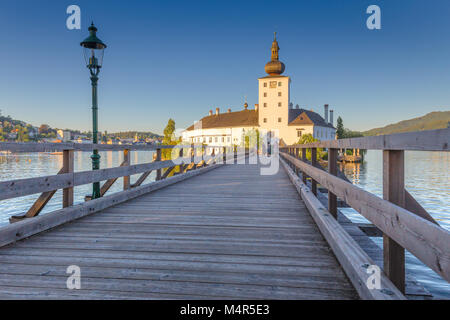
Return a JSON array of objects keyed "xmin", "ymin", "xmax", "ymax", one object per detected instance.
[{"xmin": 264, "ymin": 32, "xmax": 285, "ymax": 76}]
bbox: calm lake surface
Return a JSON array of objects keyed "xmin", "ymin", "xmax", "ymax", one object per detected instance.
[
  {"xmin": 0, "ymin": 150, "xmax": 448, "ymax": 298},
  {"xmin": 339, "ymin": 150, "xmax": 449, "ymax": 299}
]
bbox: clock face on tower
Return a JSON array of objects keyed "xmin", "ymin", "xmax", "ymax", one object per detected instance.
[{"xmin": 269, "ymin": 81, "xmax": 277, "ymax": 88}]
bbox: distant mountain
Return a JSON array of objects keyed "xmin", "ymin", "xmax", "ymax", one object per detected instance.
[{"xmin": 363, "ymin": 111, "xmax": 450, "ymax": 136}]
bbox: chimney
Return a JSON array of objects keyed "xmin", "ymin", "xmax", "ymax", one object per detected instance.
[
  {"xmin": 324, "ymin": 104, "xmax": 329, "ymax": 123},
  {"xmin": 255, "ymin": 104, "xmax": 259, "ymax": 112},
  {"xmin": 227, "ymin": 108, "xmax": 231, "ymax": 113},
  {"xmin": 209, "ymin": 110, "xmax": 213, "ymax": 116},
  {"xmin": 329, "ymin": 110, "xmax": 334, "ymax": 126},
  {"xmin": 295, "ymin": 104, "xmax": 299, "ymax": 109},
  {"xmin": 215, "ymin": 107, "xmax": 220, "ymax": 116},
  {"xmin": 289, "ymin": 102, "xmax": 293, "ymax": 109}
]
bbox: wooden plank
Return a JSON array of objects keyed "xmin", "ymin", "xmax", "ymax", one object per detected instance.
[
  {"xmin": 287, "ymin": 128, "xmax": 450, "ymax": 151},
  {"xmin": 405, "ymin": 190, "xmax": 439, "ymax": 225},
  {"xmin": 0, "ymin": 142, "xmax": 209, "ymax": 152},
  {"xmin": 0, "ymin": 159, "xmax": 177, "ymax": 201},
  {"xmin": 99, "ymin": 160, "xmax": 127, "ymax": 196},
  {"xmin": 383, "ymin": 150, "xmax": 406, "ymax": 293},
  {"xmin": 328, "ymin": 148, "xmax": 338, "ymax": 218},
  {"xmin": 280, "ymin": 158, "xmax": 405, "ymax": 300},
  {"xmin": 301, "ymin": 148, "xmax": 307, "ymax": 184},
  {"xmin": 0, "ymin": 163, "xmax": 224, "ymax": 248},
  {"xmin": 131, "ymin": 170, "xmax": 153, "ymax": 188},
  {"xmin": 9, "ymin": 166, "xmax": 66, "ymax": 223},
  {"xmin": 281, "ymin": 152, "xmax": 450, "ymax": 282},
  {"xmin": 62, "ymin": 150, "xmax": 74, "ymax": 208}
]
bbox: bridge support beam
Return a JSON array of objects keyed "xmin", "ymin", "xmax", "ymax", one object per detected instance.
[
  {"xmin": 383, "ymin": 150, "xmax": 406, "ymax": 294},
  {"xmin": 328, "ymin": 148, "xmax": 338, "ymax": 218},
  {"xmin": 311, "ymin": 148, "xmax": 317, "ymax": 196},
  {"xmin": 123, "ymin": 149, "xmax": 130, "ymax": 190},
  {"xmin": 62, "ymin": 149, "xmax": 74, "ymax": 208}
]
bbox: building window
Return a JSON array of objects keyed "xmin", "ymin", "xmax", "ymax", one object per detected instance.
[
  {"xmin": 222, "ymin": 137, "xmax": 224, "ymax": 142},
  {"xmin": 278, "ymin": 82, "xmax": 282, "ymax": 86},
  {"xmin": 297, "ymin": 130, "xmax": 302, "ymax": 137},
  {"xmin": 278, "ymin": 102, "xmax": 282, "ymax": 107},
  {"xmin": 263, "ymin": 118, "xmax": 267, "ymax": 123},
  {"xmin": 263, "ymin": 92, "xmax": 267, "ymax": 97},
  {"xmin": 209, "ymin": 137, "xmax": 212, "ymax": 143},
  {"xmin": 264, "ymin": 103, "xmax": 267, "ymax": 107},
  {"xmin": 278, "ymin": 117, "xmax": 282, "ymax": 122},
  {"xmin": 215, "ymin": 137, "xmax": 218, "ymax": 142},
  {"xmin": 278, "ymin": 92, "xmax": 282, "ymax": 97},
  {"xmin": 263, "ymin": 82, "xmax": 267, "ymax": 87},
  {"xmin": 227, "ymin": 137, "xmax": 231, "ymax": 142}
]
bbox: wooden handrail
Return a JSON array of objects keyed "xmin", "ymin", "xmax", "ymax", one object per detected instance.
[
  {"xmin": 285, "ymin": 128, "xmax": 450, "ymax": 151},
  {"xmin": 0, "ymin": 142, "xmax": 231, "ymax": 153},
  {"xmin": 280, "ymin": 151, "xmax": 450, "ymax": 283}
]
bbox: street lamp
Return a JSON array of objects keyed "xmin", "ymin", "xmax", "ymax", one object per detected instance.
[{"xmin": 81, "ymin": 22, "xmax": 107, "ymax": 199}]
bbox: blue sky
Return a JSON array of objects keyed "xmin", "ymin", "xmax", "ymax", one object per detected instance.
[{"xmin": 0, "ymin": 0, "xmax": 449, "ymax": 134}]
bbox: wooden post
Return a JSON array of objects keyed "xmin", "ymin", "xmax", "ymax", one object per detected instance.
[
  {"xmin": 311, "ymin": 148, "xmax": 317, "ymax": 196},
  {"xmin": 123, "ymin": 149, "xmax": 130, "ymax": 190},
  {"xmin": 178, "ymin": 147, "xmax": 184, "ymax": 173},
  {"xmin": 191, "ymin": 143, "xmax": 195, "ymax": 169},
  {"xmin": 383, "ymin": 150, "xmax": 406, "ymax": 293},
  {"xmin": 301, "ymin": 148, "xmax": 307, "ymax": 184},
  {"xmin": 328, "ymin": 148, "xmax": 338, "ymax": 218},
  {"xmin": 62, "ymin": 149, "xmax": 74, "ymax": 208},
  {"xmin": 294, "ymin": 148, "xmax": 299, "ymax": 175},
  {"xmin": 156, "ymin": 148, "xmax": 162, "ymax": 181},
  {"xmin": 222, "ymin": 146, "xmax": 226, "ymax": 163},
  {"xmin": 234, "ymin": 145, "xmax": 237, "ymax": 164}
]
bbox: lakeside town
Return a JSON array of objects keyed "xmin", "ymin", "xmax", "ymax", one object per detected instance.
[{"xmin": 0, "ymin": 113, "xmax": 162, "ymax": 145}]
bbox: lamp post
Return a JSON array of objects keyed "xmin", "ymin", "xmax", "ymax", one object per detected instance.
[{"xmin": 81, "ymin": 22, "xmax": 107, "ymax": 199}]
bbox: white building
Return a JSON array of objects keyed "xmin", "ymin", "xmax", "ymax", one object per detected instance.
[
  {"xmin": 182, "ymin": 34, "xmax": 336, "ymax": 147},
  {"xmin": 57, "ymin": 130, "xmax": 72, "ymax": 142}
]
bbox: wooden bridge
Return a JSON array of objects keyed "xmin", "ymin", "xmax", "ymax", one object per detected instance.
[{"xmin": 0, "ymin": 129, "xmax": 448, "ymax": 300}]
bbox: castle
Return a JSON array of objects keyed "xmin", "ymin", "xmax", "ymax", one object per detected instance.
[{"xmin": 182, "ymin": 34, "xmax": 336, "ymax": 147}]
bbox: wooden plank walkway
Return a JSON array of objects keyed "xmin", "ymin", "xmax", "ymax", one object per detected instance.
[{"xmin": 0, "ymin": 164, "xmax": 358, "ymax": 299}]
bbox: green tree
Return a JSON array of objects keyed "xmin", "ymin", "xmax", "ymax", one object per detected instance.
[
  {"xmin": 297, "ymin": 134, "xmax": 326, "ymax": 161},
  {"xmin": 162, "ymin": 119, "xmax": 178, "ymax": 160},
  {"xmin": 336, "ymin": 116, "xmax": 344, "ymax": 139}
]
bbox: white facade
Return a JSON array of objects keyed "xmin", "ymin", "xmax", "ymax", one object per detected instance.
[{"xmin": 182, "ymin": 35, "xmax": 336, "ymax": 147}]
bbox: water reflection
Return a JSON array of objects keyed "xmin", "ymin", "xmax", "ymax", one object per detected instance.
[
  {"xmin": 340, "ymin": 150, "xmax": 449, "ymax": 299},
  {"xmin": 0, "ymin": 150, "xmax": 156, "ymax": 227}
]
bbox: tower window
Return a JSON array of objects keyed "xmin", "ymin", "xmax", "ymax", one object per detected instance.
[
  {"xmin": 278, "ymin": 82, "xmax": 282, "ymax": 86},
  {"xmin": 278, "ymin": 102, "xmax": 282, "ymax": 107},
  {"xmin": 263, "ymin": 118, "xmax": 267, "ymax": 123},
  {"xmin": 278, "ymin": 92, "xmax": 282, "ymax": 97},
  {"xmin": 278, "ymin": 117, "xmax": 282, "ymax": 122},
  {"xmin": 263, "ymin": 92, "xmax": 267, "ymax": 97},
  {"xmin": 297, "ymin": 130, "xmax": 302, "ymax": 137},
  {"xmin": 263, "ymin": 82, "xmax": 267, "ymax": 87},
  {"xmin": 264, "ymin": 103, "xmax": 267, "ymax": 108}
]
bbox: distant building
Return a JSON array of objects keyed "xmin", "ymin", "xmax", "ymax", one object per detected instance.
[
  {"xmin": 57, "ymin": 130, "xmax": 72, "ymax": 142},
  {"xmin": 182, "ymin": 34, "xmax": 336, "ymax": 147}
]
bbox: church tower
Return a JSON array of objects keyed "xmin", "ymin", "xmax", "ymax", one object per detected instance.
[{"xmin": 258, "ymin": 33, "xmax": 291, "ymax": 143}]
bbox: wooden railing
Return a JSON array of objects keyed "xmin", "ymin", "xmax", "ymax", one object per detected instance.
[
  {"xmin": 280, "ymin": 128, "xmax": 450, "ymax": 294},
  {"xmin": 0, "ymin": 142, "xmax": 245, "ymax": 224}
]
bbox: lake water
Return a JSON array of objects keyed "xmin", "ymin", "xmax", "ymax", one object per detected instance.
[
  {"xmin": 0, "ymin": 150, "xmax": 448, "ymax": 298},
  {"xmin": 339, "ymin": 150, "xmax": 449, "ymax": 299}
]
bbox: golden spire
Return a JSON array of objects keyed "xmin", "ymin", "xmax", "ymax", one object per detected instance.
[{"xmin": 271, "ymin": 32, "xmax": 279, "ymax": 61}]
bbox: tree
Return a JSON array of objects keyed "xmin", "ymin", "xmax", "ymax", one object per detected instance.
[
  {"xmin": 297, "ymin": 133, "xmax": 326, "ymax": 161},
  {"xmin": 336, "ymin": 117, "xmax": 344, "ymax": 139},
  {"xmin": 162, "ymin": 119, "xmax": 178, "ymax": 160}
]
